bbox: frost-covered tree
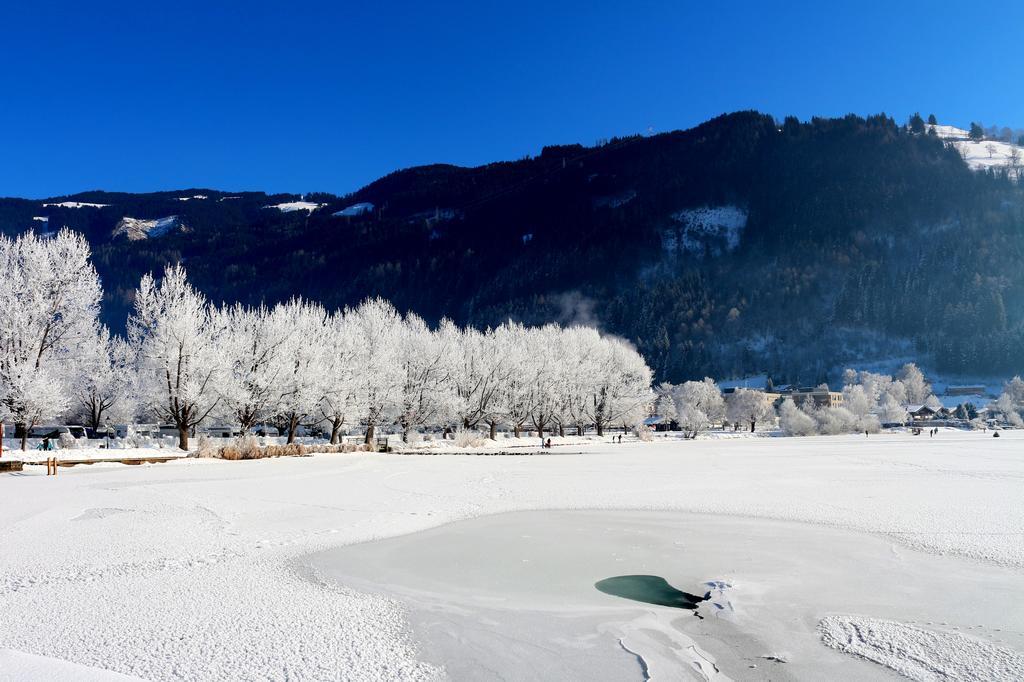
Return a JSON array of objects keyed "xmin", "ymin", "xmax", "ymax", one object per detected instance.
[
  {"xmin": 215, "ymin": 303, "xmax": 294, "ymax": 433},
  {"xmin": 726, "ymin": 388, "xmax": 775, "ymax": 432},
  {"xmin": 525, "ymin": 325, "xmax": 561, "ymax": 439},
  {"xmin": 993, "ymin": 393, "xmax": 1024, "ymax": 427},
  {"xmin": 879, "ymin": 393, "xmax": 908, "ymax": 424},
  {"xmin": 676, "ymin": 403, "xmax": 709, "ymax": 438},
  {"xmin": 589, "ymin": 336, "xmax": 653, "ymax": 436},
  {"xmin": 674, "ymin": 378, "xmax": 725, "ymax": 433},
  {"xmin": 274, "ymin": 299, "xmax": 330, "ymax": 443},
  {"xmin": 129, "ymin": 264, "xmax": 224, "ymax": 450},
  {"xmin": 1003, "ymin": 376, "xmax": 1024, "ymax": 406},
  {"xmin": 494, "ymin": 322, "xmax": 533, "ymax": 437},
  {"xmin": 74, "ymin": 326, "xmax": 133, "ymax": 430},
  {"xmin": 395, "ymin": 313, "xmax": 461, "ymax": 442},
  {"xmin": 318, "ymin": 311, "xmax": 360, "ymax": 444},
  {"xmin": 924, "ymin": 394, "xmax": 943, "ymax": 412},
  {"xmin": 348, "ymin": 298, "xmax": 404, "ymax": 443},
  {"xmin": 653, "ymin": 383, "xmax": 678, "ymax": 426},
  {"xmin": 898, "ymin": 363, "xmax": 931, "ymax": 404},
  {"xmin": 0, "ymin": 230, "xmax": 102, "ymax": 449},
  {"xmin": 445, "ymin": 323, "xmax": 508, "ymax": 437},
  {"xmin": 778, "ymin": 398, "xmax": 816, "ymax": 436}
]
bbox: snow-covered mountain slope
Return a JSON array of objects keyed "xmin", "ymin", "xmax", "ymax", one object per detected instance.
[
  {"xmin": 111, "ymin": 216, "xmax": 185, "ymax": 241},
  {"xmin": 663, "ymin": 205, "xmax": 747, "ymax": 257},
  {"xmin": 42, "ymin": 201, "xmax": 109, "ymax": 209},
  {"xmin": 929, "ymin": 123, "xmax": 1023, "ymax": 174},
  {"xmin": 264, "ymin": 201, "xmax": 324, "ymax": 213},
  {"xmin": 333, "ymin": 202, "xmax": 374, "ymax": 217}
]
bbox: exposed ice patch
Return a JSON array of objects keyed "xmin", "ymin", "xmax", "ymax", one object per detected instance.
[
  {"xmin": 111, "ymin": 216, "xmax": 184, "ymax": 241},
  {"xmin": 819, "ymin": 615, "xmax": 1024, "ymax": 681},
  {"xmin": 664, "ymin": 206, "xmax": 748, "ymax": 258}
]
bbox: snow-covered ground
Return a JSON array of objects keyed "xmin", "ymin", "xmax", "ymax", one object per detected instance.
[{"xmin": 1, "ymin": 431, "xmax": 1022, "ymax": 680}]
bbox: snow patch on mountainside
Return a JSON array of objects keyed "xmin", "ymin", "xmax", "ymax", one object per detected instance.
[
  {"xmin": 264, "ymin": 201, "xmax": 324, "ymax": 213},
  {"xmin": 663, "ymin": 205, "xmax": 747, "ymax": 257},
  {"xmin": 334, "ymin": 202, "xmax": 375, "ymax": 217},
  {"xmin": 819, "ymin": 616, "xmax": 1024, "ymax": 681},
  {"xmin": 111, "ymin": 216, "xmax": 184, "ymax": 241},
  {"xmin": 928, "ymin": 124, "xmax": 1022, "ymax": 175},
  {"xmin": 954, "ymin": 139, "xmax": 1022, "ymax": 173},
  {"xmin": 42, "ymin": 201, "xmax": 109, "ymax": 209}
]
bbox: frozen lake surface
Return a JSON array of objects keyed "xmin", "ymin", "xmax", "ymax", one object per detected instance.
[
  {"xmin": 309, "ymin": 509, "xmax": 1024, "ymax": 681},
  {"xmin": 1, "ymin": 431, "xmax": 1022, "ymax": 680}
]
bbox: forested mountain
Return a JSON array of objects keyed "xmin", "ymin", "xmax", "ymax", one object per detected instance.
[{"xmin": 3, "ymin": 112, "xmax": 1022, "ymax": 383}]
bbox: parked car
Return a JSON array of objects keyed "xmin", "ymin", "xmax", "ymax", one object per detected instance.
[{"xmin": 250, "ymin": 425, "xmax": 279, "ymax": 437}]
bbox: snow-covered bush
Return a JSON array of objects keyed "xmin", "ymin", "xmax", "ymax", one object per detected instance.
[
  {"xmin": 633, "ymin": 424, "xmax": 653, "ymax": 442},
  {"xmin": 815, "ymin": 406, "xmax": 858, "ymax": 435},
  {"xmin": 778, "ymin": 398, "xmax": 817, "ymax": 436},
  {"xmin": 236, "ymin": 434, "xmax": 262, "ymax": 459},
  {"xmin": 195, "ymin": 434, "xmax": 218, "ymax": 458},
  {"xmin": 454, "ymin": 428, "xmax": 486, "ymax": 448}
]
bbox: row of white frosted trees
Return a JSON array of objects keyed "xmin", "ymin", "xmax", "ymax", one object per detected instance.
[
  {"xmin": 654, "ymin": 363, "xmax": 1024, "ymax": 437},
  {"xmin": 0, "ymin": 230, "xmax": 654, "ymax": 450}
]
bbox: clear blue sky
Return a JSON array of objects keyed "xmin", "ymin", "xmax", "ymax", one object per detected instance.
[{"xmin": 2, "ymin": 0, "xmax": 1021, "ymax": 198}]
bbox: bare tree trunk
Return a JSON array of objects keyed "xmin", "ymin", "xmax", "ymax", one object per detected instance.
[
  {"xmin": 330, "ymin": 419, "xmax": 342, "ymax": 444},
  {"xmin": 178, "ymin": 425, "xmax": 189, "ymax": 451},
  {"xmin": 287, "ymin": 414, "xmax": 299, "ymax": 444},
  {"xmin": 514, "ymin": 424, "xmax": 521, "ymax": 438},
  {"xmin": 750, "ymin": 420, "xmax": 755, "ymax": 433},
  {"xmin": 364, "ymin": 423, "xmax": 375, "ymax": 444},
  {"xmin": 596, "ymin": 422, "xmax": 604, "ymax": 437},
  {"xmin": 489, "ymin": 421, "xmax": 497, "ymax": 440},
  {"xmin": 558, "ymin": 423, "xmax": 565, "ymax": 438}
]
